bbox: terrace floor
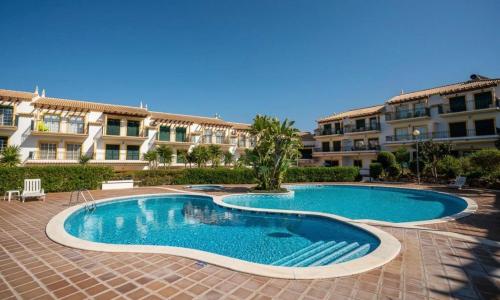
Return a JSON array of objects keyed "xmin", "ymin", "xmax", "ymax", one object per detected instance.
[{"xmin": 0, "ymin": 184, "xmax": 498, "ymax": 300}]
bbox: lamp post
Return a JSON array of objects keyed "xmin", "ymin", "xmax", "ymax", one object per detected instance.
[{"xmin": 412, "ymin": 129, "xmax": 421, "ymax": 184}]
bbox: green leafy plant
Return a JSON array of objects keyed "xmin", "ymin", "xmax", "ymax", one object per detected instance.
[
  {"xmin": 223, "ymin": 151, "xmax": 234, "ymax": 166},
  {"xmin": 394, "ymin": 146, "xmax": 410, "ymax": 170},
  {"xmin": 369, "ymin": 162, "xmax": 383, "ymax": 179},
  {"xmin": 386, "ymin": 164, "xmax": 401, "ymax": 179},
  {"xmin": 207, "ymin": 144, "xmax": 223, "ymax": 167},
  {"xmin": 156, "ymin": 145, "xmax": 173, "ymax": 168},
  {"xmin": 417, "ymin": 141, "xmax": 452, "ymax": 181},
  {"xmin": 436, "ymin": 155, "xmax": 463, "ymax": 178},
  {"xmin": 143, "ymin": 150, "xmax": 158, "ymax": 169},
  {"xmin": 37, "ymin": 121, "xmax": 49, "ymax": 132},
  {"xmin": 191, "ymin": 145, "xmax": 209, "ymax": 168},
  {"xmin": 0, "ymin": 145, "xmax": 21, "ymax": 167},
  {"xmin": 376, "ymin": 151, "xmax": 396, "ymax": 170},
  {"xmin": 78, "ymin": 154, "xmax": 91, "ymax": 165}
]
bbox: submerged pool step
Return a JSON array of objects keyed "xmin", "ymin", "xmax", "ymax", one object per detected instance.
[
  {"xmin": 271, "ymin": 241, "xmax": 325, "ymax": 266},
  {"xmin": 279, "ymin": 241, "xmax": 336, "ymax": 267},
  {"xmin": 331, "ymin": 243, "xmax": 371, "ymax": 264},
  {"xmin": 292, "ymin": 241, "xmax": 349, "ymax": 267},
  {"xmin": 308, "ymin": 242, "xmax": 360, "ymax": 267}
]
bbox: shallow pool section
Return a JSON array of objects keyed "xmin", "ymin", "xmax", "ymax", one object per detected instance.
[
  {"xmin": 64, "ymin": 195, "xmax": 380, "ymax": 266},
  {"xmin": 187, "ymin": 185, "xmax": 224, "ymax": 191},
  {"xmin": 223, "ymin": 185, "xmax": 469, "ymax": 223}
]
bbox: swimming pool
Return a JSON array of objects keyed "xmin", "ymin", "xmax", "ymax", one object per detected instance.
[
  {"xmin": 186, "ymin": 185, "xmax": 224, "ymax": 191},
  {"xmin": 222, "ymin": 185, "xmax": 471, "ymax": 223},
  {"xmin": 64, "ymin": 194, "xmax": 380, "ymax": 265}
]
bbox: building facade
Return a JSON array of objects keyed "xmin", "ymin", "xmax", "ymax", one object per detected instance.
[
  {"xmin": 309, "ymin": 74, "xmax": 500, "ymax": 174},
  {"xmin": 0, "ymin": 88, "xmax": 253, "ymax": 170}
]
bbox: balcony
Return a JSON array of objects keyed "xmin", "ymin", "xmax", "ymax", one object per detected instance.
[
  {"xmin": 438, "ymin": 99, "xmax": 499, "ymax": 115},
  {"xmin": 344, "ymin": 123, "xmax": 381, "ymax": 134},
  {"xmin": 385, "ymin": 129, "xmax": 499, "ymax": 143},
  {"xmin": 314, "ymin": 128, "xmax": 344, "ymax": 136},
  {"xmin": 313, "ymin": 145, "xmax": 380, "ymax": 154},
  {"xmin": 0, "ymin": 114, "xmax": 16, "ymax": 134},
  {"xmin": 31, "ymin": 122, "xmax": 88, "ymax": 139},
  {"xmin": 385, "ymin": 108, "xmax": 430, "ymax": 122},
  {"xmin": 156, "ymin": 135, "xmax": 194, "ymax": 148}
]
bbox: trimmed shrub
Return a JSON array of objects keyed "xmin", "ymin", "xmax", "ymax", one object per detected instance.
[
  {"xmin": 369, "ymin": 163, "xmax": 383, "ymax": 179},
  {"xmin": 409, "ymin": 159, "xmax": 425, "ymax": 174},
  {"xmin": 386, "ymin": 164, "xmax": 401, "ymax": 179},
  {"xmin": 0, "ymin": 166, "xmax": 114, "ymax": 193},
  {"xmin": 436, "ymin": 155, "xmax": 463, "ymax": 178},
  {"xmin": 285, "ymin": 167, "xmax": 359, "ymax": 182},
  {"xmin": 377, "ymin": 151, "xmax": 396, "ymax": 169},
  {"xmin": 469, "ymin": 149, "xmax": 500, "ymax": 174}
]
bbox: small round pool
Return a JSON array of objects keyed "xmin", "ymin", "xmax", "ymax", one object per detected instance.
[
  {"xmin": 223, "ymin": 185, "xmax": 470, "ymax": 223},
  {"xmin": 187, "ymin": 185, "xmax": 224, "ymax": 191}
]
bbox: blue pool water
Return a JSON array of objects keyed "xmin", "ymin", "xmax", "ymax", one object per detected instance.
[
  {"xmin": 187, "ymin": 185, "xmax": 224, "ymax": 191},
  {"xmin": 224, "ymin": 185, "xmax": 468, "ymax": 223},
  {"xmin": 65, "ymin": 195, "xmax": 380, "ymax": 266}
]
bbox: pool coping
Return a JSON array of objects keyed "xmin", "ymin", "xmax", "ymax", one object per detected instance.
[{"xmin": 46, "ymin": 192, "xmax": 401, "ymax": 279}]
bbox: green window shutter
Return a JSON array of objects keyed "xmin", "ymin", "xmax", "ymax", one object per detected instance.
[
  {"xmin": 474, "ymin": 92, "xmax": 492, "ymax": 109},
  {"xmin": 107, "ymin": 119, "xmax": 121, "ymax": 135},
  {"xmin": 105, "ymin": 144, "xmax": 120, "ymax": 160},
  {"xmin": 159, "ymin": 126, "xmax": 170, "ymax": 141},
  {"xmin": 127, "ymin": 121, "xmax": 140, "ymax": 136},
  {"xmin": 126, "ymin": 145, "xmax": 140, "ymax": 160},
  {"xmin": 175, "ymin": 127, "xmax": 186, "ymax": 142}
]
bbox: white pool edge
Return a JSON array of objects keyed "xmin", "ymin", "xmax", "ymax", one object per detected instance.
[{"xmin": 46, "ymin": 192, "xmax": 401, "ymax": 279}]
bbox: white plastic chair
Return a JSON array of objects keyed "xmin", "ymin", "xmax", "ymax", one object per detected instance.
[
  {"xmin": 448, "ymin": 176, "xmax": 466, "ymax": 190},
  {"xmin": 21, "ymin": 179, "xmax": 46, "ymax": 202}
]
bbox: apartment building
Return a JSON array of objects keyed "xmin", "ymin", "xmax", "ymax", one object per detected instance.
[
  {"xmin": 0, "ymin": 88, "xmax": 252, "ymax": 170},
  {"xmin": 310, "ymin": 74, "xmax": 500, "ymax": 174}
]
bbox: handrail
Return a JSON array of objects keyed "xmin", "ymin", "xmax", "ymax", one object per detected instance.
[{"xmin": 68, "ymin": 189, "xmax": 96, "ymax": 211}]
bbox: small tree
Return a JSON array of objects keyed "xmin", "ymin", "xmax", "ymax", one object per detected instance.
[
  {"xmin": 207, "ymin": 144, "xmax": 223, "ymax": 168},
  {"xmin": 369, "ymin": 162, "xmax": 383, "ymax": 179},
  {"xmin": 223, "ymin": 151, "xmax": 234, "ymax": 166},
  {"xmin": 377, "ymin": 151, "xmax": 396, "ymax": 170},
  {"xmin": 394, "ymin": 146, "xmax": 410, "ymax": 170},
  {"xmin": 418, "ymin": 141, "xmax": 452, "ymax": 181},
  {"xmin": 0, "ymin": 146, "xmax": 21, "ymax": 167},
  {"xmin": 469, "ymin": 149, "xmax": 500, "ymax": 174},
  {"xmin": 191, "ymin": 145, "xmax": 209, "ymax": 168},
  {"xmin": 143, "ymin": 150, "xmax": 158, "ymax": 169},
  {"xmin": 436, "ymin": 155, "xmax": 462, "ymax": 178},
  {"xmin": 79, "ymin": 154, "xmax": 91, "ymax": 165},
  {"xmin": 176, "ymin": 149, "xmax": 189, "ymax": 168},
  {"xmin": 156, "ymin": 145, "xmax": 173, "ymax": 168}
]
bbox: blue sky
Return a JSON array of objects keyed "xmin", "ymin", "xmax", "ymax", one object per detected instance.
[{"xmin": 1, "ymin": 0, "xmax": 499, "ymax": 130}]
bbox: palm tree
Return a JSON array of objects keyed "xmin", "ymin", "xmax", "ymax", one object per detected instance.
[
  {"xmin": 207, "ymin": 144, "xmax": 223, "ymax": 167},
  {"xmin": 0, "ymin": 145, "xmax": 21, "ymax": 167},
  {"xmin": 191, "ymin": 145, "xmax": 209, "ymax": 168},
  {"xmin": 223, "ymin": 151, "xmax": 234, "ymax": 167},
  {"xmin": 156, "ymin": 145, "xmax": 173, "ymax": 168},
  {"xmin": 176, "ymin": 149, "xmax": 189, "ymax": 168},
  {"xmin": 143, "ymin": 150, "xmax": 158, "ymax": 169},
  {"xmin": 247, "ymin": 115, "xmax": 301, "ymax": 191}
]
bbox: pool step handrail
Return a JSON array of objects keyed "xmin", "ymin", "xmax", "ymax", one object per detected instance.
[
  {"xmin": 280, "ymin": 241, "xmax": 336, "ymax": 267},
  {"xmin": 271, "ymin": 241, "xmax": 325, "ymax": 266},
  {"xmin": 293, "ymin": 241, "xmax": 349, "ymax": 267},
  {"xmin": 308, "ymin": 242, "xmax": 360, "ymax": 267},
  {"xmin": 68, "ymin": 189, "xmax": 96, "ymax": 211}
]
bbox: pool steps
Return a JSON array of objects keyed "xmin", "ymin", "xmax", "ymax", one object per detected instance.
[{"xmin": 271, "ymin": 241, "xmax": 371, "ymax": 267}]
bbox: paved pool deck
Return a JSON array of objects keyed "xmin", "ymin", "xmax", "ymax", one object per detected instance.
[{"xmin": 0, "ymin": 183, "xmax": 498, "ymax": 300}]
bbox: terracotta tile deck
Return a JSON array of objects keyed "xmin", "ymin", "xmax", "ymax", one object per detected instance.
[{"xmin": 0, "ymin": 184, "xmax": 498, "ymax": 300}]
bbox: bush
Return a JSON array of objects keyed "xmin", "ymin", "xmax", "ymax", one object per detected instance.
[
  {"xmin": 469, "ymin": 149, "xmax": 500, "ymax": 174},
  {"xmin": 377, "ymin": 151, "xmax": 396, "ymax": 169},
  {"xmin": 394, "ymin": 147, "xmax": 410, "ymax": 168},
  {"xmin": 436, "ymin": 155, "xmax": 463, "ymax": 178},
  {"xmin": 409, "ymin": 159, "xmax": 425, "ymax": 174},
  {"xmin": 386, "ymin": 164, "xmax": 401, "ymax": 179},
  {"xmin": 369, "ymin": 163, "xmax": 383, "ymax": 179},
  {"xmin": 285, "ymin": 167, "xmax": 359, "ymax": 182},
  {"xmin": 127, "ymin": 166, "xmax": 360, "ymax": 186},
  {"xmin": 0, "ymin": 166, "xmax": 114, "ymax": 193}
]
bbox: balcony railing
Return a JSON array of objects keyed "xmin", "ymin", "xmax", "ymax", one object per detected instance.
[
  {"xmin": 314, "ymin": 128, "xmax": 343, "ymax": 136},
  {"xmin": 313, "ymin": 145, "xmax": 380, "ymax": 152},
  {"xmin": 438, "ymin": 99, "xmax": 499, "ymax": 114},
  {"xmin": 32, "ymin": 121, "xmax": 88, "ymax": 135},
  {"xmin": 386, "ymin": 129, "xmax": 499, "ymax": 142},
  {"xmin": 385, "ymin": 108, "xmax": 430, "ymax": 121},
  {"xmin": 344, "ymin": 123, "xmax": 381, "ymax": 133}
]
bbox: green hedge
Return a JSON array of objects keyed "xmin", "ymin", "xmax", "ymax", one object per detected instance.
[
  {"xmin": 0, "ymin": 166, "xmax": 114, "ymax": 193},
  {"xmin": 126, "ymin": 166, "xmax": 359, "ymax": 186}
]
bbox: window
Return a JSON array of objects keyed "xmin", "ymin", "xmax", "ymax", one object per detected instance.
[
  {"xmin": 321, "ymin": 142, "xmax": 330, "ymax": 152},
  {"xmin": 249, "ymin": 137, "xmax": 256, "ymax": 147},
  {"xmin": 354, "ymin": 139, "xmax": 365, "ymax": 150},
  {"xmin": 159, "ymin": 126, "xmax": 170, "ymax": 141},
  {"xmin": 395, "ymin": 127, "xmax": 408, "ymax": 141},
  {"xmin": 126, "ymin": 145, "xmax": 140, "ymax": 160},
  {"xmin": 414, "ymin": 102, "xmax": 426, "ymax": 116},
  {"xmin": 105, "ymin": 144, "xmax": 120, "ymax": 160},
  {"xmin": 368, "ymin": 138, "xmax": 379, "ymax": 150},
  {"xmin": 40, "ymin": 143, "xmax": 57, "ymax": 159},
  {"xmin": 127, "ymin": 120, "xmax": 140, "ymax": 137},
  {"xmin": 175, "ymin": 127, "xmax": 187, "ymax": 142},
  {"xmin": 449, "ymin": 96, "xmax": 466, "ymax": 112},
  {"xmin": 325, "ymin": 160, "xmax": 339, "ymax": 167},
  {"xmin": 0, "ymin": 137, "xmax": 7, "ymax": 151},
  {"xmin": 106, "ymin": 119, "xmax": 121, "ymax": 135},
  {"xmin": 67, "ymin": 116, "xmax": 85, "ymax": 134},
  {"xmin": 449, "ymin": 122, "xmax": 467, "ymax": 137},
  {"xmin": 299, "ymin": 148, "xmax": 312, "ymax": 159},
  {"xmin": 475, "ymin": 119, "xmax": 496, "ymax": 136},
  {"xmin": 215, "ymin": 131, "xmax": 225, "ymax": 144},
  {"xmin": 334, "ymin": 122, "xmax": 342, "ymax": 134},
  {"xmin": 43, "ymin": 115, "xmax": 60, "ymax": 132},
  {"xmin": 369, "ymin": 117, "xmax": 378, "ymax": 130},
  {"xmin": 323, "ymin": 124, "xmax": 332, "ymax": 135},
  {"xmin": 66, "ymin": 144, "xmax": 81, "ymax": 160},
  {"xmin": 332, "ymin": 141, "xmax": 341, "ymax": 152},
  {"xmin": 355, "ymin": 119, "xmax": 366, "ymax": 130},
  {"xmin": 203, "ymin": 129, "xmax": 212, "ymax": 144},
  {"xmin": 474, "ymin": 91, "xmax": 493, "ymax": 110},
  {"xmin": 395, "ymin": 105, "xmax": 409, "ymax": 119},
  {"xmin": 413, "ymin": 126, "xmax": 428, "ymax": 139},
  {"xmin": 353, "ymin": 160, "xmax": 363, "ymax": 168},
  {"xmin": 0, "ymin": 106, "xmax": 14, "ymax": 126},
  {"xmin": 238, "ymin": 135, "xmax": 246, "ymax": 147}
]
